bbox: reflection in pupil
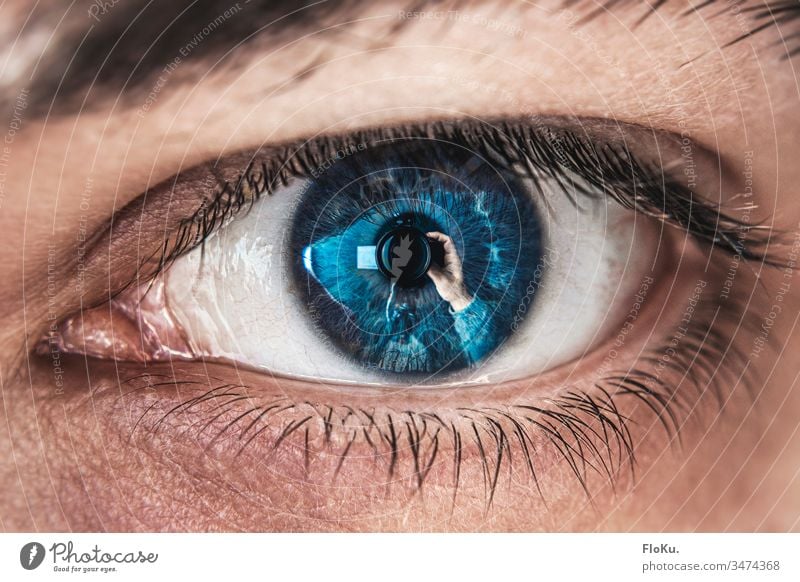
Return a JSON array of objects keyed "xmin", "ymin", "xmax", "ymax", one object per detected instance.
[
  {"xmin": 375, "ymin": 222, "xmax": 437, "ymax": 288},
  {"xmin": 289, "ymin": 141, "xmax": 543, "ymax": 378}
]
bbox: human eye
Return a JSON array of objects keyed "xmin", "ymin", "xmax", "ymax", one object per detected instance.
[
  {"xmin": 51, "ymin": 118, "xmax": 676, "ymax": 387},
  {"xmin": 45, "ymin": 111, "xmax": 769, "ymax": 495},
  {"xmin": 10, "ymin": 0, "xmax": 796, "ymax": 535}
]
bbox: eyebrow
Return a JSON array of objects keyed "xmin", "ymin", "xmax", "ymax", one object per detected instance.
[
  {"xmin": 24, "ymin": 0, "xmax": 364, "ymax": 115},
  {"xmin": 14, "ymin": 0, "xmax": 800, "ymax": 116}
]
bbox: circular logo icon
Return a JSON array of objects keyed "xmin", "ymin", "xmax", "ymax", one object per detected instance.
[{"xmin": 20, "ymin": 542, "xmax": 45, "ymax": 570}]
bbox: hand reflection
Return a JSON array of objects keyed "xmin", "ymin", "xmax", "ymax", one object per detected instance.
[{"xmin": 426, "ymin": 231, "xmax": 473, "ymax": 312}]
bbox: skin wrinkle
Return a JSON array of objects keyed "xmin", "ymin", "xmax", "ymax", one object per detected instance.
[{"xmin": 1, "ymin": 0, "xmax": 798, "ymax": 531}]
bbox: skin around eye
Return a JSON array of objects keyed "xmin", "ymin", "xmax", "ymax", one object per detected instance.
[
  {"xmin": 35, "ymin": 115, "xmax": 760, "ymax": 533},
  {"xmin": 4, "ymin": 0, "xmax": 797, "ymax": 537}
]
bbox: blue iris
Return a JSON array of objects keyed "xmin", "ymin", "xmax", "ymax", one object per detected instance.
[{"xmin": 289, "ymin": 141, "xmax": 542, "ymax": 378}]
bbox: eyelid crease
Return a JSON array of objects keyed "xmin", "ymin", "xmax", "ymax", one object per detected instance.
[{"xmin": 142, "ymin": 116, "xmax": 774, "ymax": 295}]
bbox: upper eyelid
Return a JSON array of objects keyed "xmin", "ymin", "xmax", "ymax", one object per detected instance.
[{"xmin": 147, "ymin": 116, "xmax": 769, "ymax": 277}]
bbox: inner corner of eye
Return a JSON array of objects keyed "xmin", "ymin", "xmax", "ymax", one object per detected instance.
[{"xmin": 53, "ymin": 133, "xmax": 657, "ymax": 387}]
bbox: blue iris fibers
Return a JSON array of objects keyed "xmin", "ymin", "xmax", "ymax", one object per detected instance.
[{"xmin": 289, "ymin": 141, "xmax": 542, "ymax": 377}]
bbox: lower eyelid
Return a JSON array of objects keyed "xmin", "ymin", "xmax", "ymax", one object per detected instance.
[
  {"xmin": 76, "ymin": 248, "xmax": 752, "ymax": 517},
  {"xmin": 104, "ymin": 362, "xmax": 631, "ymax": 505}
]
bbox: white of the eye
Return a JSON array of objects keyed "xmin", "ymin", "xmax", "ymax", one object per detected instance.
[
  {"xmin": 470, "ymin": 175, "xmax": 654, "ymax": 386},
  {"xmin": 164, "ymin": 175, "xmax": 653, "ymax": 387},
  {"xmin": 165, "ymin": 180, "xmax": 363, "ymax": 383}
]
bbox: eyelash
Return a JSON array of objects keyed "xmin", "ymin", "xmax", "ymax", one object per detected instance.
[
  {"xmin": 576, "ymin": 0, "xmax": 800, "ymax": 61},
  {"xmin": 113, "ymin": 117, "xmax": 776, "ymax": 506},
  {"xmin": 127, "ymin": 290, "xmax": 758, "ymax": 509},
  {"xmin": 144, "ymin": 118, "xmax": 769, "ymax": 284}
]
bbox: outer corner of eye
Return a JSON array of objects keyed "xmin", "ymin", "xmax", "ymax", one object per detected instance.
[{"xmin": 52, "ymin": 123, "xmax": 663, "ymax": 390}]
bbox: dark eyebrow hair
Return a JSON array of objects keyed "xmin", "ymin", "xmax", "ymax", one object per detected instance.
[
  {"xmin": 14, "ymin": 0, "xmax": 800, "ymax": 116},
  {"xmin": 24, "ymin": 0, "xmax": 375, "ymax": 115},
  {"xmin": 567, "ymin": 0, "xmax": 800, "ymax": 61}
]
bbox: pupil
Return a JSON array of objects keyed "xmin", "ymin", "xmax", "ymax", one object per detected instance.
[
  {"xmin": 376, "ymin": 222, "xmax": 438, "ymax": 288},
  {"xmin": 289, "ymin": 140, "xmax": 543, "ymax": 379}
]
